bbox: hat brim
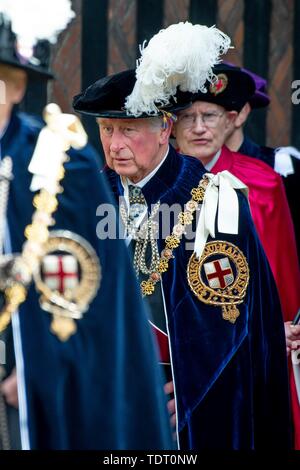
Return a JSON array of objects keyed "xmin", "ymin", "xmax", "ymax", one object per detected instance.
[
  {"xmin": 74, "ymin": 102, "xmax": 192, "ymax": 119},
  {"xmin": 0, "ymin": 57, "xmax": 54, "ymax": 79},
  {"xmin": 73, "ymin": 68, "xmax": 194, "ymax": 118}
]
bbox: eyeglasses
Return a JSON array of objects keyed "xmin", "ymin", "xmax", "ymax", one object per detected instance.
[{"xmin": 177, "ymin": 111, "xmax": 225, "ymax": 129}]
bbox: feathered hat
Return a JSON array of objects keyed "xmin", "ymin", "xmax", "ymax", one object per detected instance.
[
  {"xmin": 0, "ymin": 0, "xmax": 75, "ymax": 78},
  {"xmin": 73, "ymin": 22, "xmax": 231, "ymax": 118}
]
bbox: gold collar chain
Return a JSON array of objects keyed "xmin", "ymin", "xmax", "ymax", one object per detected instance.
[
  {"xmin": 141, "ymin": 175, "xmax": 209, "ymax": 296},
  {"xmin": 120, "ymin": 200, "xmax": 162, "ymax": 276}
]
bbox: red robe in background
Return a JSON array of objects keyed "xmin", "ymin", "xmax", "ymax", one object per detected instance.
[{"xmin": 211, "ymin": 145, "xmax": 300, "ymax": 448}]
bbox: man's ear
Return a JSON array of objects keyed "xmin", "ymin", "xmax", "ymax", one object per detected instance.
[
  {"xmin": 235, "ymin": 102, "xmax": 251, "ymax": 127},
  {"xmin": 159, "ymin": 119, "xmax": 173, "ymax": 144},
  {"xmin": 224, "ymin": 110, "xmax": 238, "ymax": 130}
]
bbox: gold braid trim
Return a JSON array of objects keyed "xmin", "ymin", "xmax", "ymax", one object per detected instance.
[
  {"xmin": 141, "ymin": 174, "xmax": 209, "ymax": 296},
  {"xmin": 0, "ymin": 104, "xmax": 86, "ymax": 332},
  {"xmin": 0, "ymin": 189, "xmax": 64, "ymax": 333}
]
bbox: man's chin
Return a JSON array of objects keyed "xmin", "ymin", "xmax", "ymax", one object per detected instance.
[
  {"xmin": 112, "ymin": 162, "xmax": 135, "ymax": 178},
  {"xmin": 113, "ymin": 160, "xmax": 130, "ymax": 168},
  {"xmin": 184, "ymin": 148, "xmax": 212, "ymax": 162}
]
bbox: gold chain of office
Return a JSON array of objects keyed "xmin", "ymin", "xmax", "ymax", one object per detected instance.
[
  {"xmin": 141, "ymin": 174, "xmax": 209, "ymax": 296},
  {"xmin": 0, "ymin": 167, "xmax": 66, "ymax": 333}
]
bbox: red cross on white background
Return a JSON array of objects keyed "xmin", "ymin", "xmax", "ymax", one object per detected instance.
[
  {"xmin": 215, "ymin": 79, "xmax": 224, "ymax": 92},
  {"xmin": 43, "ymin": 255, "xmax": 78, "ymax": 293},
  {"xmin": 205, "ymin": 258, "xmax": 233, "ymax": 289}
]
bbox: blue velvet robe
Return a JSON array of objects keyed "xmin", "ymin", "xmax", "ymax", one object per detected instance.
[
  {"xmin": 106, "ymin": 145, "xmax": 292, "ymax": 450},
  {"xmin": 1, "ymin": 111, "xmax": 173, "ymax": 450}
]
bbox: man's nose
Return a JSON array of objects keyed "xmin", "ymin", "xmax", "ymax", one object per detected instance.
[
  {"xmin": 193, "ymin": 115, "xmax": 206, "ymax": 132},
  {"xmin": 110, "ymin": 130, "xmax": 124, "ymax": 152}
]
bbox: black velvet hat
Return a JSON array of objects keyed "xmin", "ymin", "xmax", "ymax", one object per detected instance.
[
  {"xmin": 223, "ymin": 61, "xmax": 270, "ymax": 109},
  {"xmin": 0, "ymin": 14, "xmax": 54, "ymax": 79},
  {"xmin": 73, "ymin": 69, "xmax": 193, "ymax": 118},
  {"xmin": 242, "ymin": 68, "xmax": 270, "ymax": 108},
  {"xmin": 188, "ymin": 63, "xmax": 256, "ymax": 112}
]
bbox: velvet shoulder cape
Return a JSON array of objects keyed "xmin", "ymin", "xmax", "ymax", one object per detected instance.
[{"xmin": 107, "ymin": 145, "xmax": 291, "ymax": 449}]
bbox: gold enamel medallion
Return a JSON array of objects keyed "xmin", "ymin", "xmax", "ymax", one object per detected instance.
[
  {"xmin": 209, "ymin": 73, "xmax": 228, "ymax": 96},
  {"xmin": 34, "ymin": 230, "xmax": 101, "ymax": 341},
  {"xmin": 187, "ymin": 241, "xmax": 250, "ymax": 323}
]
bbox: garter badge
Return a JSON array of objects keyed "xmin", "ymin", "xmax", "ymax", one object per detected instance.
[
  {"xmin": 187, "ymin": 241, "xmax": 249, "ymax": 323},
  {"xmin": 209, "ymin": 73, "xmax": 228, "ymax": 96},
  {"xmin": 34, "ymin": 230, "xmax": 101, "ymax": 341}
]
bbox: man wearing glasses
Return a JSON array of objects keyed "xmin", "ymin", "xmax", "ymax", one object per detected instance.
[{"xmin": 173, "ymin": 64, "xmax": 300, "ymax": 447}]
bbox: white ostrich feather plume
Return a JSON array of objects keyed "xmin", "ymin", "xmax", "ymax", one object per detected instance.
[
  {"xmin": 125, "ymin": 22, "xmax": 231, "ymax": 116},
  {"xmin": 0, "ymin": 0, "xmax": 75, "ymax": 48}
]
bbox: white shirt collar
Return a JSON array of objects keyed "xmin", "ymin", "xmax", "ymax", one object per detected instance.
[
  {"xmin": 119, "ymin": 146, "xmax": 169, "ymax": 244},
  {"xmin": 119, "ymin": 146, "xmax": 169, "ymax": 245},
  {"xmin": 204, "ymin": 149, "xmax": 221, "ymax": 171}
]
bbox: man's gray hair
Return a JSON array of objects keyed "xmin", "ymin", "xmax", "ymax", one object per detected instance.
[
  {"xmin": 147, "ymin": 116, "xmax": 164, "ymax": 131},
  {"xmin": 96, "ymin": 115, "xmax": 164, "ymax": 131}
]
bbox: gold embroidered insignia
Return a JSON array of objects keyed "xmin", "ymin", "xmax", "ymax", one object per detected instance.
[
  {"xmin": 209, "ymin": 73, "xmax": 228, "ymax": 96},
  {"xmin": 187, "ymin": 241, "xmax": 250, "ymax": 323},
  {"xmin": 34, "ymin": 230, "xmax": 101, "ymax": 341}
]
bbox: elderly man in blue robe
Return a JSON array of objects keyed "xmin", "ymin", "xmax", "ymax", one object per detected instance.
[{"xmin": 73, "ymin": 22, "xmax": 291, "ymax": 450}]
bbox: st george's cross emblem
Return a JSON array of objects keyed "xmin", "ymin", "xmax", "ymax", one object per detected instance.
[
  {"xmin": 187, "ymin": 241, "xmax": 250, "ymax": 324},
  {"xmin": 209, "ymin": 73, "xmax": 228, "ymax": 96},
  {"xmin": 204, "ymin": 257, "xmax": 234, "ymax": 289},
  {"xmin": 42, "ymin": 255, "xmax": 79, "ymax": 294},
  {"xmin": 34, "ymin": 230, "xmax": 101, "ymax": 341}
]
